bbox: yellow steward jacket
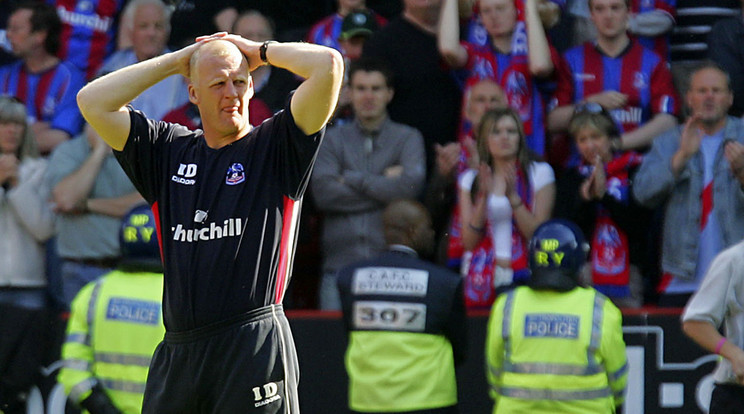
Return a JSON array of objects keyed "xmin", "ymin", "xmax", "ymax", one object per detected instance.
[
  {"xmin": 486, "ymin": 286, "xmax": 627, "ymax": 414},
  {"xmin": 58, "ymin": 270, "xmax": 164, "ymax": 414}
]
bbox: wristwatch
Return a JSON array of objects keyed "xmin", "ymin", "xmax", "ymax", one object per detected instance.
[{"xmin": 259, "ymin": 41, "xmax": 276, "ymax": 63}]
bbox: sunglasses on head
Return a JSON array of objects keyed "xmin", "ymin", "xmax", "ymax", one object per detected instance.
[{"xmin": 574, "ymin": 101, "xmax": 604, "ymax": 115}]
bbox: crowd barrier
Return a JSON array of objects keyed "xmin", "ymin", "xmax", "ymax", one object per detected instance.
[
  {"xmin": 24, "ymin": 307, "xmax": 716, "ymax": 413},
  {"xmin": 289, "ymin": 307, "xmax": 717, "ymax": 414}
]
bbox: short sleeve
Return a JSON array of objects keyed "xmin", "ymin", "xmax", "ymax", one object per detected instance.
[{"xmin": 530, "ymin": 161, "xmax": 556, "ymax": 192}]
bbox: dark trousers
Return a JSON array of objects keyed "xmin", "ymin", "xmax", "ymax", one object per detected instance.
[{"xmin": 710, "ymin": 383, "xmax": 744, "ymax": 414}]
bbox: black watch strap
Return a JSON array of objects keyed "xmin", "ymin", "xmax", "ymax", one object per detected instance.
[{"xmin": 260, "ymin": 41, "xmax": 276, "ymax": 63}]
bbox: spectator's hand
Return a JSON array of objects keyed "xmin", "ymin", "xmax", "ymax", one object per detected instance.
[
  {"xmin": 0, "ymin": 153, "xmax": 18, "ymax": 187},
  {"xmin": 463, "ymin": 136, "xmax": 479, "ymax": 169},
  {"xmin": 580, "ymin": 174, "xmax": 594, "ymax": 201},
  {"xmin": 503, "ymin": 163, "xmax": 524, "ymax": 209},
  {"xmin": 477, "ymin": 163, "xmax": 493, "ymax": 197},
  {"xmin": 384, "ymin": 165, "xmax": 404, "ymax": 178},
  {"xmin": 435, "ymin": 142, "xmax": 461, "ymax": 178},
  {"xmin": 591, "ymin": 155, "xmax": 607, "ymax": 198},
  {"xmin": 86, "ymin": 125, "xmax": 112, "ymax": 156},
  {"xmin": 585, "ymin": 91, "xmax": 628, "ymax": 110},
  {"xmin": 678, "ymin": 114, "xmax": 704, "ymax": 160},
  {"xmin": 724, "ymin": 140, "xmax": 744, "ymax": 180}
]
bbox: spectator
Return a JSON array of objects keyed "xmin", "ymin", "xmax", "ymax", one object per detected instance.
[
  {"xmin": 337, "ymin": 199, "xmax": 467, "ymax": 414},
  {"xmin": 670, "ymin": 0, "xmax": 739, "ymax": 100},
  {"xmin": 334, "ymin": 9, "xmax": 382, "ymax": 124},
  {"xmin": 567, "ymin": 0, "xmax": 675, "ymax": 56},
  {"xmin": 232, "ymin": 10, "xmax": 301, "ymax": 115},
  {"xmin": 682, "ymin": 239, "xmax": 744, "ymax": 414},
  {"xmin": 58, "ymin": 204, "xmax": 164, "ymax": 414},
  {"xmin": 459, "ymin": 107, "xmax": 555, "ymax": 308},
  {"xmin": 338, "ymin": 8, "xmax": 380, "ymax": 62},
  {"xmin": 311, "ymin": 57, "xmax": 426, "ymax": 310},
  {"xmin": 0, "ymin": 95, "xmax": 54, "ymax": 414},
  {"xmin": 548, "ymin": 0, "xmax": 678, "ymax": 153},
  {"xmin": 1, "ymin": 1, "xmax": 85, "ymax": 155},
  {"xmin": 97, "ymin": 0, "xmax": 189, "ymax": 122},
  {"xmin": 424, "ymin": 77, "xmax": 507, "ymax": 268},
  {"xmin": 633, "ymin": 62, "xmax": 744, "ymax": 307},
  {"xmin": 363, "ymin": 0, "xmax": 462, "ymax": 177},
  {"xmin": 554, "ymin": 103, "xmax": 651, "ymax": 307},
  {"xmin": 45, "ymin": 123, "xmax": 144, "ymax": 307},
  {"xmin": 486, "ymin": 219, "xmax": 627, "ymax": 413},
  {"xmin": 51, "ymin": 0, "xmax": 126, "ymax": 80},
  {"xmin": 439, "ymin": 0, "xmax": 559, "ymax": 156},
  {"xmin": 708, "ymin": 1, "xmax": 744, "ymax": 117},
  {"xmin": 306, "ymin": 0, "xmax": 387, "ymax": 54}
]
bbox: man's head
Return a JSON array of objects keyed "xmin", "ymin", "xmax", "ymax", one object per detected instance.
[
  {"xmin": 122, "ymin": 0, "xmax": 171, "ymax": 62},
  {"xmin": 119, "ymin": 204, "xmax": 162, "ymax": 273},
  {"xmin": 589, "ymin": 0, "xmax": 629, "ymax": 41},
  {"xmin": 686, "ymin": 62, "xmax": 733, "ymax": 129},
  {"xmin": 463, "ymin": 77, "xmax": 507, "ymax": 125},
  {"xmin": 528, "ymin": 219, "xmax": 588, "ymax": 292},
  {"xmin": 382, "ymin": 199, "xmax": 435, "ymax": 257},
  {"xmin": 478, "ymin": 0, "xmax": 518, "ymax": 40},
  {"xmin": 188, "ymin": 40, "xmax": 253, "ymax": 140},
  {"xmin": 348, "ymin": 57, "xmax": 394, "ymax": 124},
  {"xmin": 6, "ymin": 1, "xmax": 61, "ymax": 58},
  {"xmin": 338, "ymin": 9, "xmax": 379, "ymax": 60},
  {"xmin": 232, "ymin": 10, "xmax": 275, "ymax": 43}
]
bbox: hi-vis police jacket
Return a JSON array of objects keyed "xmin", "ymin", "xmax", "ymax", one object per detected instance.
[
  {"xmin": 486, "ymin": 286, "xmax": 628, "ymax": 414},
  {"xmin": 58, "ymin": 270, "xmax": 164, "ymax": 413},
  {"xmin": 337, "ymin": 247, "xmax": 468, "ymax": 413}
]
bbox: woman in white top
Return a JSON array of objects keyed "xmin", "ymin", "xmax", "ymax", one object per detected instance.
[
  {"xmin": 0, "ymin": 95, "xmax": 55, "ymax": 412},
  {"xmin": 459, "ymin": 107, "xmax": 555, "ymax": 294}
]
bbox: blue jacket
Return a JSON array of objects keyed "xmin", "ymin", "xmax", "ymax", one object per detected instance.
[{"xmin": 633, "ymin": 117, "xmax": 744, "ymax": 280}]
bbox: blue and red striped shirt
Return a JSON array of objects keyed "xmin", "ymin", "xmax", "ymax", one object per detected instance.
[
  {"xmin": 551, "ymin": 40, "xmax": 678, "ymax": 134},
  {"xmin": 0, "ymin": 60, "xmax": 85, "ymax": 136},
  {"xmin": 50, "ymin": 0, "xmax": 125, "ymax": 80}
]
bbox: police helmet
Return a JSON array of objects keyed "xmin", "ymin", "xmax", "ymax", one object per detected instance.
[
  {"xmin": 119, "ymin": 204, "xmax": 162, "ymax": 272},
  {"xmin": 528, "ymin": 219, "xmax": 588, "ymax": 291}
]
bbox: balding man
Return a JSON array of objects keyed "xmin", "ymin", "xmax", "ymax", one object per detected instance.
[
  {"xmin": 336, "ymin": 199, "xmax": 467, "ymax": 414},
  {"xmin": 76, "ymin": 33, "xmax": 344, "ymax": 413}
]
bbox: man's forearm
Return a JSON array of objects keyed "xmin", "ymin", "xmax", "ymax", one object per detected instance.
[
  {"xmin": 620, "ymin": 113, "xmax": 677, "ymax": 150},
  {"xmin": 78, "ymin": 52, "xmax": 180, "ymax": 115},
  {"xmin": 87, "ymin": 192, "xmax": 145, "ymax": 218}
]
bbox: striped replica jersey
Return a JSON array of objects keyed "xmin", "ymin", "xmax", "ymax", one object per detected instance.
[
  {"xmin": 114, "ymin": 103, "xmax": 322, "ymax": 331},
  {"xmin": 0, "ymin": 60, "xmax": 85, "ymax": 136},
  {"xmin": 551, "ymin": 40, "xmax": 678, "ymax": 134},
  {"xmin": 50, "ymin": 0, "xmax": 125, "ymax": 80}
]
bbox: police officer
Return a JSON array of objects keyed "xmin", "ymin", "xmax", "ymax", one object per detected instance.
[
  {"xmin": 337, "ymin": 199, "xmax": 468, "ymax": 414},
  {"xmin": 58, "ymin": 204, "xmax": 164, "ymax": 414},
  {"xmin": 485, "ymin": 219, "xmax": 627, "ymax": 413}
]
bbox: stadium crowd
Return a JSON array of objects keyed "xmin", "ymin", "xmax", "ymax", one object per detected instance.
[{"xmin": 2, "ymin": 0, "xmax": 744, "ymax": 412}]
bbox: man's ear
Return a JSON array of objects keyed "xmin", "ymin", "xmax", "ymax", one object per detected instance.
[
  {"xmin": 246, "ymin": 76, "xmax": 255, "ymax": 100},
  {"xmin": 188, "ymin": 83, "xmax": 199, "ymax": 104}
]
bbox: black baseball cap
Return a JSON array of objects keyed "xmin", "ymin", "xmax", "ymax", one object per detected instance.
[{"xmin": 339, "ymin": 9, "xmax": 379, "ymax": 40}]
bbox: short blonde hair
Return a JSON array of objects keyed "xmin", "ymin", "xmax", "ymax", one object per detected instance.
[{"xmin": 0, "ymin": 96, "xmax": 37, "ymax": 159}]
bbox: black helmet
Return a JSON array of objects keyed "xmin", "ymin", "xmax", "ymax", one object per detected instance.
[
  {"xmin": 528, "ymin": 219, "xmax": 588, "ymax": 291},
  {"xmin": 119, "ymin": 204, "xmax": 162, "ymax": 272}
]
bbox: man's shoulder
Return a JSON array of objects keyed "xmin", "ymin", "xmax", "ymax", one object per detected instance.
[{"xmin": 382, "ymin": 119, "xmax": 423, "ymax": 137}]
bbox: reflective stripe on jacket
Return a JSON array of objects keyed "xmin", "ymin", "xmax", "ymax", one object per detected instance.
[
  {"xmin": 486, "ymin": 286, "xmax": 627, "ymax": 414},
  {"xmin": 58, "ymin": 270, "xmax": 164, "ymax": 413}
]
